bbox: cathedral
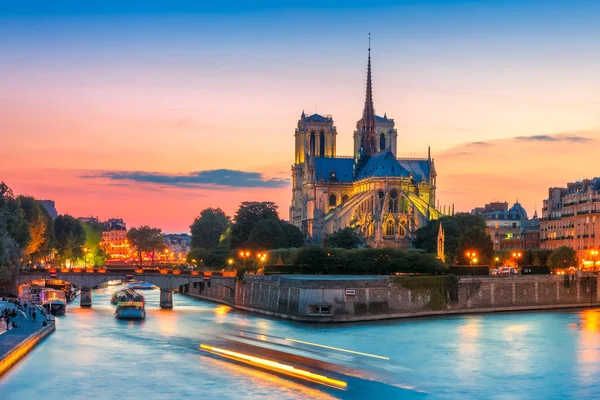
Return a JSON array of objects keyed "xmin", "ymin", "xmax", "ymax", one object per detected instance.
[{"xmin": 289, "ymin": 43, "xmax": 442, "ymax": 248}]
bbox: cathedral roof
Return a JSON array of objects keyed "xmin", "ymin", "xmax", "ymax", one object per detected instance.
[
  {"xmin": 303, "ymin": 113, "xmax": 332, "ymax": 123},
  {"xmin": 397, "ymin": 159, "xmax": 431, "ymax": 183},
  {"xmin": 315, "ymin": 157, "xmax": 355, "ymax": 182},
  {"xmin": 355, "ymin": 149, "xmax": 410, "ymax": 180}
]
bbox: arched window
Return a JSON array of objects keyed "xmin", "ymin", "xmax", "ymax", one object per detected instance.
[
  {"xmin": 385, "ymin": 220, "xmax": 395, "ymax": 236},
  {"xmin": 310, "ymin": 132, "xmax": 316, "ymax": 156},
  {"xmin": 389, "ymin": 190, "xmax": 398, "ymax": 213},
  {"xmin": 380, "ymin": 132, "xmax": 386, "ymax": 151},
  {"xmin": 320, "ymin": 132, "xmax": 325, "ymax": 156},
  {"xmin": 329, "ymin": 194, "xmax": 337, "ymax": 207},
  {"xmin": 398, "ymin": 225, "xmax": 405, "ymax": 237},
  {"xmin": 342, "ymin": 194, "xmax": 349, "ymax": 204}
]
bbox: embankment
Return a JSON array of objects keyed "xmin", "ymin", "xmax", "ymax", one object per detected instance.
[
  {"xmin": 0, "ymin": 321, "xmax": 55, "ymax": 377},
  {"xmin": 187, "ymin": 274, "xmax": 599, "ymax": 322}
]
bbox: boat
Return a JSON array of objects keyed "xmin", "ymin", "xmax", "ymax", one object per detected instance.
[
  {"xmin": 40, "ymin": 289, "xmax": 67, "ymax": 315},
  {"xmin": 115, "ymin": 300, "xmax": 146, "ymax": 320},
  {"xmin": 126, "ymin": 282, "xmax": 158, "ymax": 290},
  {"xmin": 111, "ymin": 288, "xmax": 144, "ymax": 305},
  {"xmin": 106, "ymin": 280, "xmax": 122, "ymax": 286},
  {"xmin": 45, "ymin": 279, "xmax": 79, "ymax": 302}
]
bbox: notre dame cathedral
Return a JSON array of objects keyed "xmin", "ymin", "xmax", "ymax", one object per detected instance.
[{"xmin": 289, "ymin": 43, "xmax": 442, "ymax": 248}]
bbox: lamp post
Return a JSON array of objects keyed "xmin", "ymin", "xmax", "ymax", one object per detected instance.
[
  {"xmin": 465, "ymin": 251, "xmax": 477, "ymax": 266},
  {"xmin": 239, "ymin": 250, "xmax": 251, "ymax": 266},
  {"xmin": 590, "ymin": 249, "xmax": 599, "ymax": 272},
  {"xmin": 512, "ymin": 252, "xmax": 522, "ymax": 269},
  {"xmin": 83, "ymin": 247, "xmax": 89, "ymax": 268}
]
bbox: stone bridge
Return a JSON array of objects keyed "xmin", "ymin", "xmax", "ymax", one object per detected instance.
[{"xmin": 18, "ymin": 270, "xmax": 211, "ymax": 309}]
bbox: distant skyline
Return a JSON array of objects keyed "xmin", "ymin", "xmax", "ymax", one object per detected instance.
[{"xmin": 1, "ymin": 0, "xmax": 599, "ymax": 232}]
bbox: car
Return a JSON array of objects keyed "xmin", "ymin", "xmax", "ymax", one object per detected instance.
[
  {"xmin": 499, "ymin": 267, "xmax": 510, "ymax": 276},
  {"xmin": 491, "ymin": 269, "xmax": 499, "ymax": 276}
]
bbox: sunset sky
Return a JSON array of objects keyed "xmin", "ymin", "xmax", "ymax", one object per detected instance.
[{"xmin": 1, "ymin": 0, "xmax": 599, "ymax": 232}]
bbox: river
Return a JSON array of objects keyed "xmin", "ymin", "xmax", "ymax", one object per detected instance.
[{"xmin": 1, "ymin": 285, "xmax": 599, "ymax": 399}]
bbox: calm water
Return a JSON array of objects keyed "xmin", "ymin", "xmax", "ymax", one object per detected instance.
[{"xmin": 1, "ymin": 286, "xmax": 600, "ymax": 399}]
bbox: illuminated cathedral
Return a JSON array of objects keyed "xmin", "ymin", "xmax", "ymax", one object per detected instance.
[{"xmin": 289, "ymin": 42, "xmax": 442, "ymax": 247}]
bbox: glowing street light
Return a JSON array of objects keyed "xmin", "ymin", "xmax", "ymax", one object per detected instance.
[
  {"xmin": 512, "ymin": 252, "xmax": 522, "ymax": 268},
  {"xmin": 590, "ymin": 249, "xmax": 599, "ymax": 270},
  {"xmin": 465, "ymin": 251, "xmax": 477, "ymax": 266}
]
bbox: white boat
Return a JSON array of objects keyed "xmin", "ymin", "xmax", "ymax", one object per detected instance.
[
  {"xmin": 107, "ymin": 280, "xmax": 122, "ymax": 286},
  {"xmin": 40, "ymin": 289, "xmax": 67, "ymax": 315}
]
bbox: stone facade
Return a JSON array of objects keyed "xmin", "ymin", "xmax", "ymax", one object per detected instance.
[
  {"xmin": 541, "ymin": 178, "xmax": 600, "ymax": 264},
  {"xmin": 289, "ymin": 45, "xmax": 441, "ymax": 247}
]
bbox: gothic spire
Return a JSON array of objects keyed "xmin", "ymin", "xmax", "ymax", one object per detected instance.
[{"xmin": 361, "ymin": 33, "xmax": 376, "ymax": 136}]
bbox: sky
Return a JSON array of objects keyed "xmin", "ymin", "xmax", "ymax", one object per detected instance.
[{"xmin": 1, "ymin": 0, "xmax": 599, "ymax": 232}]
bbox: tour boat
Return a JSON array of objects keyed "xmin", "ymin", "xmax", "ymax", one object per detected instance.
[
  {"xmin": 126, "ymin": 282, "xmax": 157, "ymax": 290},
  {"xmin": 111, "ymin": 288, "xmax": 144, "ymax": 305},
  {"xmin": 45, "ymin": 279, "xmax": 80, "ymax": 302},
  {"xmin": 115, "ymin": 300, "xmax": 146, "ymax": 320},
  {"xmin": 40, "ymin": 288, "xmax": 67, "ymax": 315}
]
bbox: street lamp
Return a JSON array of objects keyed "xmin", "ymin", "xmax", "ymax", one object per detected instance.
[
  {"xmin": 239, "ymin": 250, "xmax": 251, "ymax": 266},
  {"xmin": 494, "ymin": 257, "xmax": 500, "ymax": 268},
  {"xmin": 512, "ymin": 252, "xmax": 522, "ymax": 269},
  {"xmin": 465, "ymin": 251, "xmax": 477, "ymax": 266},
  {"xmin": 227, "ymin": 258, "xmax": 234, "ymax": 267},
  {"xmin": 83, "ymin": 247, "xmax": 89, "ymax": 268}
]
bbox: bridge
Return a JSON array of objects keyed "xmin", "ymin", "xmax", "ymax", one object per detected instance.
[{"xmin": 17, "ymin": 268, "xmax": 226, "ymax": 309}]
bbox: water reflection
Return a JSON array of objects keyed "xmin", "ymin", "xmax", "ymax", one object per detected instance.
[{"xmin": 577, "ymin": 309, "xmax": 600, "ymax": 385}]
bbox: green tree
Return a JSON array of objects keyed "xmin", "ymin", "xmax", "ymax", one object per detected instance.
[
  {"xmin": 229, "ymin": 201, "xmax": 279, "ymax": 249},
  {"xmin": 186, "ymin": 247, "xmax": 210, "ymax": 266},
  {"xmin": 248, "ymin": 219, "xmax": 284, "ymax": 250},
  {"xmin": 326, "ymin": 227, "xmax": 363, "ymax": 249},
  {"xmin": 279, "ymin": 222, "xmax": 304, "ymax": 248},
  {"xmin": 0, "ymin": 182, "xmax": 30, "ymax": 252},
  {"xmin": 53, "ymin": 215, "xmax": 86, "ymax": 265},
  {"xmin": 81, "ymin": 221, "xmax": 106, "ymax": 266},
  {"xmin": 547, "ymin": 246, "xmax": 577, "ymax": 270},
  {"xmin": 456, "ymin": 226, "xmax": 494, "ymax": 265},
  {"xmin": 206, "ymin": 245, "xmax": 232, "ymax": 267},
  {"xmin": 190, "ymin": 207, "xmax": 230, "ymax": 249},
  {"xmin": 126, "ymin": 226, "xmax": 164, "ymax": 264},
  {"xmin": 17, "ymin": 196, "xmax": 50, "ymax": 261}
]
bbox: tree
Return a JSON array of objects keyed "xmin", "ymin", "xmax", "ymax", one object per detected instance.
[
  {"xmin": 327, "ymin": 227, "xmax": 363, "ymax": 249},
  {"xmin": 81, "ymin": 221, "xmax": 106, "ymax": 266},
  {"xmin": 456, "ymin": 226, "xmax": 494, "ymax": 265},
  {"xmin": 190, "ymin": 208, "xmax": 230, "ymax": 249},
  {"xmin": 0, "ymin": 182, "xmax": 30, "ymax": 252},
  {"xmin": 229, "ymin": 202, "xmax": 279, "ymax": 249},
  {"xmin": 547, "ymin": 246, "xmax": 577, "ymax": 270},
  {"xmin": 248, "ymin": 219, "xmax": 284, "ymax": 250},
  {"xmin": 53, "ymin": 215, "xmax": 86, "ymax": 265},
  {"xmin": 279, "ymin": 222, "xmax": 304, "ymax": 248},
  {"xmin": 17, "ymin": 196, "xmax": 50, "ymax": 260},
  {"xmin": 126, "ymin": 226, "xmax": 164, "ymax": 264},
  {"xmin": 186, "ymin": 247, "xmax": 210, "ymax": 266}
]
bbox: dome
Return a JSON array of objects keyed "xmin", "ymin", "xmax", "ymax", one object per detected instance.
[{"xmin": 509, "ymin": 202, "xmax": 528, "ymax": 220}]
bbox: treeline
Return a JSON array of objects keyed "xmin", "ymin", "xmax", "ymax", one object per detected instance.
[
  {"xmin": 186, "ymin": 202, "xmax": 304, "ymax": 268},
  {"xmin": 0, "ymin": 181, "xmax": 108, "ymax": 277},
  {"xmin": 264, "ymin": 246, "xmax": 444, "ymax": 275}
]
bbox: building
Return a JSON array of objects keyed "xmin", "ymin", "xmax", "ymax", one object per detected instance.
[
  {"xmin": 163, "ymin": 234, "xmax": 191, "ymax": 262},
  {"xmin": 541, "ymin": 178, "xmax": 600, "ymax": 263},
  {"xmin": 78, "ymin": 216, "xmax": 101, "ymax": 224},
  {"xmin": 472, "ymin": 201, "xmax": 539, "ymax": 250},
  {"xmin": 38, "ymin": 199, "xmax": 58, "ymax": 219},
  {"xmin": 101, "ymin": 218, "xmax": 129, "ymax": 261},
  {"xmin": 289, "ymin": 43, "xmax": 441, "ymax": 247}
]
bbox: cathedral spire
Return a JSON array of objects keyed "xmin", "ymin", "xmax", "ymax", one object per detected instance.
[{"xmin": 362, "ymin": 33, "xmax": 376, "ymax": 139}]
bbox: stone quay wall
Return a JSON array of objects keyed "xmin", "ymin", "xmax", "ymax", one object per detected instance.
[
  {"xmin": 187, "ymin": 274, "xmax": 600, "ymax": 322},
  {"xmin": 0, "ymin": 322, "xmax": 55, "ymax": 376}
]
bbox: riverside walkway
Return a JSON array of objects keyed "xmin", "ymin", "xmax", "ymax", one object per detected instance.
[{"xmin": 0, "ymin": 300, "xmax": 54, "ymax": 377}]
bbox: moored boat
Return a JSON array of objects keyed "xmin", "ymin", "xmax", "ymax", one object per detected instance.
[
  {"xmin": 40, "ymin": 288, "xmax": 67, "ymax": 315},
  {"xmin": 111, "ymin": 288, "xmax": 144, "ymax": 305},
  {"xmin": 107, "ymin": 280, "xmax": 122, "ymax": 286}
]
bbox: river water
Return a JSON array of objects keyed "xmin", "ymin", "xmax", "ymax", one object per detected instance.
[{"xmin": 1, "ymin": 286, "xmax": 599, "ymax": 399}]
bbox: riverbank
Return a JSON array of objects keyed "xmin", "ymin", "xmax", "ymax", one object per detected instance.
[
  {"xmin": 0, "ymin": 301, "xmax": 55, "ymax": 377},
  {"xmin": 188, "ymin": 274, "xmax": 600, "ymax": 322}
]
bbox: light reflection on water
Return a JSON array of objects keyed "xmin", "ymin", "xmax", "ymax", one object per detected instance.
[{"xmin": 1, "ymin": 286, "xmax": 600, "ymax": 399}]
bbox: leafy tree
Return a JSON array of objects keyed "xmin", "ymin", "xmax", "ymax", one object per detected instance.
[
  {"xmin": 17, "ymin": 196, "xmax": 50, "ymax": 260},
  {"xmin": 229, "ymin": 201, "xmax": 279, "ymax": 249},
  {"xmin": 126, "ymin": 226, "xmax": 164, "ymax": 264},
  {"xmin": 81, "ymin": 221, "xmax": 106, "ymax": 266},
  {"xmin": 279, "ymin": 222, "xmax": 304, "ymax": 248},
  {"xmin": 206, "ymin": 245, "xmax": 232, "ymax": 267},
  {"xmin": 326, "ymin": 227, "xmax": 363, "ymax": 249},
  {"xmin": 547, "ymin": 246, "xmax": 577, "ymax": 270},
  {"xmin": 186, "ymin": 247, "xmax": 210, "ymax": 266},
  {"xmin": 456, "ymin": 226, "xmax": 494, "ymax": 265},
  {"xmin": 248, "ymin": 219, "xmax": 284, "ymax": 250},
  {"xmin": 53, "ymin": 215, "xmax": 86, "ymax": 265},
  {"xmin": 190, "ymin": 207, "xmax": 230, "ymax": 249},
  {"xmin": 0, "ymin": 182, "xmax": 30, "ymax": 252},
  {"xmin": 292, "ymin": 245, "xmax": 333, "ymax": 274}
]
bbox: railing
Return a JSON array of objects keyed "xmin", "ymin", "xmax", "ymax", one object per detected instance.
[{"xmin": 21, "ymin": 267, "xmax": 232, "ymax": 277}]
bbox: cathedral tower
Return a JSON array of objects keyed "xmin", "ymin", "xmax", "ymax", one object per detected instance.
[{"xmin": 354, "ymin": 37, "xmax": 378, "ymax": 158}]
